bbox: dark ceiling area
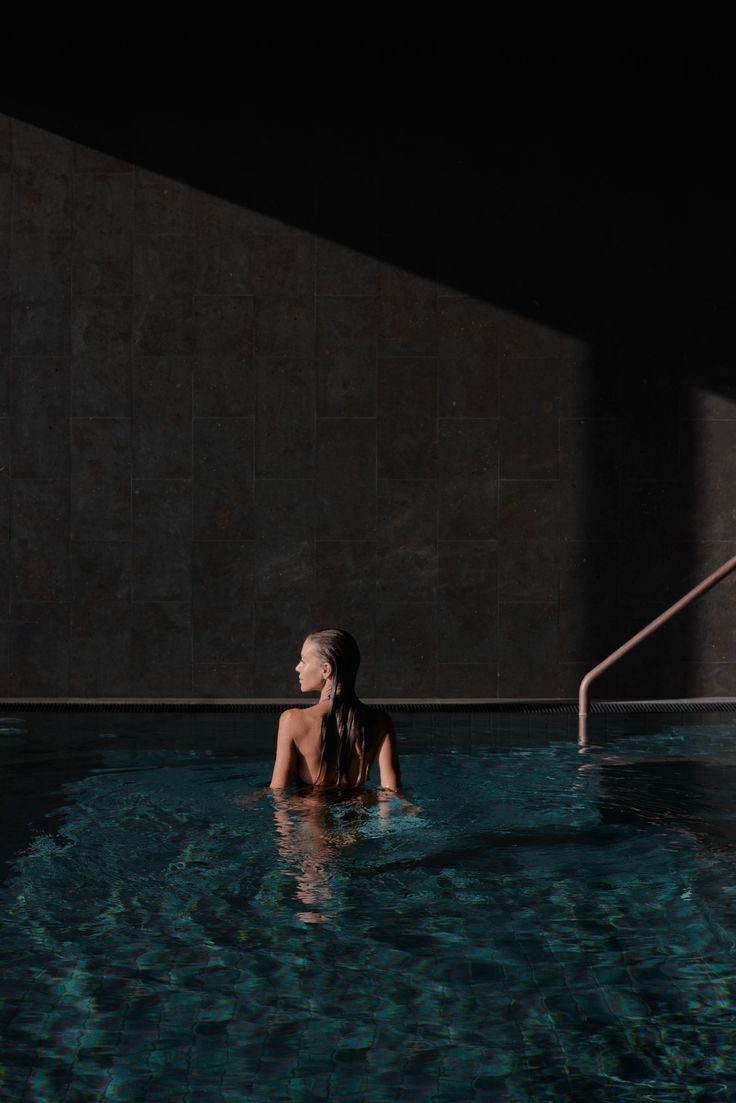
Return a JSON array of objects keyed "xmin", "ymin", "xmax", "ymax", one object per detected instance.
[{"xmin": 3, "ymin": 41, "xmax": 734, "ymax": 362}]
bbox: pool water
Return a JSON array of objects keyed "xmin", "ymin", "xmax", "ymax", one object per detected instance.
[{"xmin": 2, "ymin": 711, "xmax": 736, "ymax": 1101}]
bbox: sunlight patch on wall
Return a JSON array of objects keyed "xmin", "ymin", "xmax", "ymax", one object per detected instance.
[{"xmin": 689, "ymin": 384, "xmax": 736, "ymax": 694}]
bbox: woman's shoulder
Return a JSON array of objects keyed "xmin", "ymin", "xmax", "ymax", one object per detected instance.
[
  {"xmin": 279, "ymin": 703, "xmax": 325, "ymax": 731},
  {"xmin": 280, "ymin": 704, "xmax": 313, "ymax": 722}
]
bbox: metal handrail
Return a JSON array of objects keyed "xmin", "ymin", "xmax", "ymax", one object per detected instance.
[{"xmin": 578, "ymin": 552, "xmax": 736, "ymax": 720}]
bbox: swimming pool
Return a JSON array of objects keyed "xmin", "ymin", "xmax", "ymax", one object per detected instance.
[{"xmin": 1, "ymin": 708, "xmax": 736, "ymax": 1101}]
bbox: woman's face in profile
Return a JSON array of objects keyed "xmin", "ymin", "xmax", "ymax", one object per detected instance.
[{"xmin": 296, "ymin": 640, "xmax": 330, "ymax": 694}]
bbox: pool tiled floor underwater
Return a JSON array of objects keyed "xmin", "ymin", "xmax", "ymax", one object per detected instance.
[{"xmin": 2, "ymin": 712, "xmax": 736, "ymax": 1100}]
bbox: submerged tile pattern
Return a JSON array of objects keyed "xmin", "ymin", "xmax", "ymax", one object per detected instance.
[
  {"xmin": 3, "ymin": 712, "xmax": 736, "ymax": 1100},
  {"xmin": 0, "ymin": 112, "xmax": 733, "ymax": 698}
]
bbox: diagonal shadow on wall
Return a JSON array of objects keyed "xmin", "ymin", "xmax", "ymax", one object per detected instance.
[{"xmin": 2, "ymin": 41, "xmax": 735, "ymax": 698}]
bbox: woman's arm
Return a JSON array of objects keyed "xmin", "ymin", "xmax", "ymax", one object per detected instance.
[
  {"xmin": 269, "ymin": 710, "xmax": 298, "ymax": 789},
  {"xmin": 377, "ymin": 715, "xmax": 401, "ymax": 791}
]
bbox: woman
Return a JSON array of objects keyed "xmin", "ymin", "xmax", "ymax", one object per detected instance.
[{"xmin": 269, "ymin": 628, "xmax": 400, "ymax": 791}]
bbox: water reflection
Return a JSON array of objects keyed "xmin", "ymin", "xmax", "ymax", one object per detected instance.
[{"xmin": 270, "ymin": 789, "xmax": 417, "ymax": 924}]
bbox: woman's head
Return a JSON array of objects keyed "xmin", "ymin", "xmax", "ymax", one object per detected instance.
[
  {"xmin": 298, "ymin": 628, "xmax": 361, "ymax": 700},
  {"xmin": 304, "ymin": 630, "xmax": 364, "ymax": 786}
]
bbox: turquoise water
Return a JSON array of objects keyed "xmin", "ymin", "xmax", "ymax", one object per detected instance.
[{"xmin": 2, "ymin": 712, "xmax": 736, "ymax": 1101}]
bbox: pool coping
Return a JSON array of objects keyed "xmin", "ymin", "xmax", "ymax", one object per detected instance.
[{"xmin": 2, "ymin": 697, "xmax": 736, "ymax": 713}]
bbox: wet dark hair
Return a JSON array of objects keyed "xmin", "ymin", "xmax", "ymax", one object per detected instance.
[{"xmin": 307, "ymin": 628, "xmax": 379, "ymax": 787}]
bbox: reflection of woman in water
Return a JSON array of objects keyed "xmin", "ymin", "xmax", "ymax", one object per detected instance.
[
  {"xmin": 269, "ymin": 628, "xmax": 400, "ymax": 792},
  {"xmin": 271, "ymin": 789, "xmax": 386, "ymax": 923}
]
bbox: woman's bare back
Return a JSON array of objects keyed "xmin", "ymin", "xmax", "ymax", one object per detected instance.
[{"xmin": 270, "ymin": 703, "xmax": 400, "ymax": 790}]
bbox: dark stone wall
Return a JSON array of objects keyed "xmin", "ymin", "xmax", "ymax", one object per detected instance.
[{"xmin": 1, "ymin": 44, "xmax": 735, "ymax": 699}]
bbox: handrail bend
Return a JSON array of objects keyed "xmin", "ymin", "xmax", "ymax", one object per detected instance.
[{"xmin": 579, "ymin": 552, "xmax": 736, "ymax": 719}]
